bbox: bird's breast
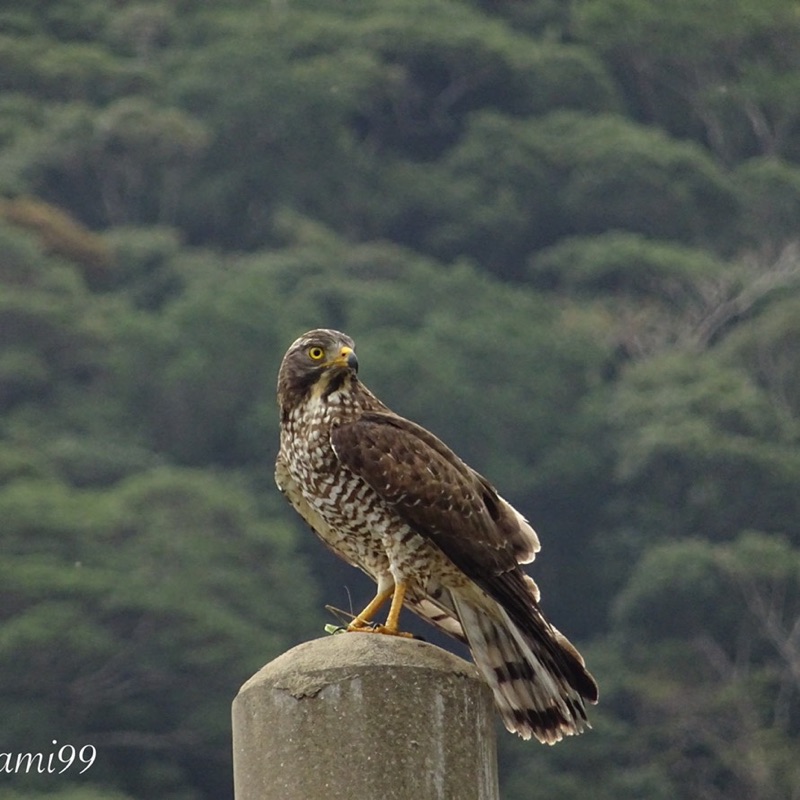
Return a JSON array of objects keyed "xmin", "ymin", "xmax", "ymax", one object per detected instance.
[
  {"xmin": 279, "ymin": 396, "xmax": 473, "ymax": 590},
  {"xmin": 282, "ymin": 398, "xmax": 371, "ymax": 519}
]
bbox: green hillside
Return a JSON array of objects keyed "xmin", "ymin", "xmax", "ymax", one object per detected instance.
[{"xmin": 1, "ymin": 1, "xmax": 799, "ymax": 798}]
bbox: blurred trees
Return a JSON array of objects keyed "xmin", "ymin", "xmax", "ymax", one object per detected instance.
[
  {"xmin": 609, "ymin": 532, "xmax": 800, "ymax": 800},
  {"xmin": 1, "ymin": 1, "xmax": 800, "ymax": 799},
  {"xmin": 574, "ymin": 0, "xmax": 800, "ymax": 162},
  {"xmin": 0, "ymin": 468, "xmax": 315, "ymax": 800}
]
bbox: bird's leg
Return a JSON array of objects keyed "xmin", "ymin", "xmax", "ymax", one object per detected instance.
[
  {"xmin": 382, "ymin": 581, "xmax": 408, "ymax": 634},
  {"xmin": 347, "ymin": 583, "xmax": 414, "ymax": 637},
  {"xmin": 346, "ymin": 586, "xmax": 394, "ymax": 631}
]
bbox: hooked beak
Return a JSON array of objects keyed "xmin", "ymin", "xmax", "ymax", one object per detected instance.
[{"xmin": 329, "ymin": 346, "xmax": 358, "ymax": 372}]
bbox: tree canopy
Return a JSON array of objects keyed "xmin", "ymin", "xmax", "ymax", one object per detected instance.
[{"xmin": 2, "ymin": 1, "xmax": 799, "ymax": 798}]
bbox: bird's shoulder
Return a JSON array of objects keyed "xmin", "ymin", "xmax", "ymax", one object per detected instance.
[{"xmin": 330, "ymin": 410, "xmax": 539, "ymax": 570}]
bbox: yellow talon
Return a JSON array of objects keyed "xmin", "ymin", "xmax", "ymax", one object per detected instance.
[
  {"xmin": 346, "ymin": 586, "xmax": 394, "ymax": 631},
  {"xmin": 348, "ymin": 625, "xmax": 415, "ymax": 638},
  {"xmin": 345, "ymin": 583, "xmax": 412, "ymax": 636}
]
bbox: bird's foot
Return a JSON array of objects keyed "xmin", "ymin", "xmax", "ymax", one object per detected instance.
[
  {"xmin": 326, "ymin": 583, "xmax": 415, "ymax": 637},
  {"xmin": 347, "ymin": 622, "xmax": 415, "ymax": 638}
]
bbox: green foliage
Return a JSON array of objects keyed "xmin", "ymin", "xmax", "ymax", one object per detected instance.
[
  {"xmin": 15, "ymin": 98, "xmax": 209, "ymax": 228},
  {"xmin": 608, "ymin": 532, "xmax": 800, "ymax": 799},
  {"xmin": 416, "ymin": 111, "xmax": 737, "ymax": 277},
  {"xmin": 1, "ymin": 1, "xmax": 799, "ymax": 799},
  {"xmin": 608, "ymin": 352, "xmax": 800, "ymax": 542},
  {"xmin": 102, "ymin": 225, "xmax": 184, "ymax": 309},
  {"xmin": 529, "ymin": 231, "xmax": 728, "ymax": 298},
  {"xmin": 0, "ymin": 469, "xmax": 316, "ymax": 799},
  {"xmin": 121, "ymin": 238, "xmax": 611, "ymax": 493},
  {"xmin": 574, "ymin": 0, "xmax": 800, "ymax": 162},
  {"xmin": 0, "ymin": 789, "xmax": 134, "ymax": 800},
  {"xmin": 720, "ymin": 293, "xmax": 800, "ymax": 424},
  {"xmin": 735, "ymin": 157, "xmax": 800, "ymax": 250},
  {"xmin": 547, "ymin": 113, "xmax": 737, "ymax": 248},
  {"xmin": 0, "ymin": 33, "xmax": 146, "ymax": 102},
  {"xmin": 0, "ymin": 229, "xmax": 104, "ymax": 418}
]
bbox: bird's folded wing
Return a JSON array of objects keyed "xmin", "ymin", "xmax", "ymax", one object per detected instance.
[{"xmin": 330, "ymin": 411, "xmax": 537, "ymax": 581}]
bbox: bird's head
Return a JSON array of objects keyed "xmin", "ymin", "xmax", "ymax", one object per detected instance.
[{"xmin": 277, "ymin": 328, "xmax": 359, "ymax": 411}]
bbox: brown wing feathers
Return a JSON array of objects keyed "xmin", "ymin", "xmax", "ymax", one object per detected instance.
[
  {"xmin": 332, "ymin": 412, "xmax": 527, "ymax": 576},
  {"xmin": 330, "ymin": 412, "xmax": 598, "ymax": 706}
]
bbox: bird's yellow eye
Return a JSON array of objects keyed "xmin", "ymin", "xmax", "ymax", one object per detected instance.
[{"xmin": 308, "ymin": 346, "xmax": 325, "ymax": 361}]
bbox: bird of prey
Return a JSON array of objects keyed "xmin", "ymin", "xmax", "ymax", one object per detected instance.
[{"xmin": 275, "ymin": 328, "xmax": 598, "ymax": 743}]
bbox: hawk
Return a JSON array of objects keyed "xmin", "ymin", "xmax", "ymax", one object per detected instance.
[{"xmin": 276, "ymin": 328, "xmax": 598, "ymax": 743}]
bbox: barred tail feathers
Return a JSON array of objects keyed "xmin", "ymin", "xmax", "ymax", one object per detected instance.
[{"xmin": 451, "ymin": 591, "xmax": 592, "ymax": 744}]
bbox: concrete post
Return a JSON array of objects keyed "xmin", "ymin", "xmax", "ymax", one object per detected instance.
[{"xmin": 232, "ymin": 633, "xmax": 499, "ymax": 800}]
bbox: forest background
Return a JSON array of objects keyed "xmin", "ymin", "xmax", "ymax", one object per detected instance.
[{"xmin": 1, "ymin": 1, "xmax": 800, "ymax": 798}]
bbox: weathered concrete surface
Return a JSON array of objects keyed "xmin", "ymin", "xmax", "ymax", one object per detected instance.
[{"xmin": 232, "ymin": 633, "xmax": 499, "ymax": 800}]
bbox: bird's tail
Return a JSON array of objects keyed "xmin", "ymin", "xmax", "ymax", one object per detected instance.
[{"xmin": 451, "ymin": 589, "xmax": 596, "ymax": 744}]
